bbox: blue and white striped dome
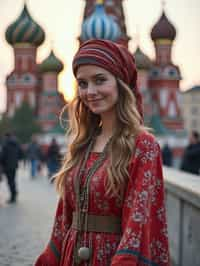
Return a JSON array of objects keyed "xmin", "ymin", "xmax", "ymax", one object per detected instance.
[{"xmin": 81, "ymin": 1, "xmax": 121, "ymax": 41}]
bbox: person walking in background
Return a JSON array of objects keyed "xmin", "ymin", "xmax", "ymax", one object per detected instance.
[
  {"xmin": 180, "ymin": 130, "xmax": 200, "ymax": 175},
  {"xmin": 0, "ymin": 132, "xmax": 22, "ymax": 203},
  {"xmin": 162, "ymin": 142, "xmax": 173, "ymax": 167},
  {"xmin": 46, "ymin": 138, "xmax": 61, "ymax": 180},
  {"xmin": 27, "ymin": 136, "xmax": 42, "ymax": 179},
  {"xmin": 35, "ymin": 39, "xmax": 170, "ymax": 266}
]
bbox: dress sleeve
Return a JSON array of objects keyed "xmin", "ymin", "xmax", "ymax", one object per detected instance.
[
  {"xmin": 111, "ymin": 133, "xmax": 170, "ymax": 266},
  {"xmin": 35, "ymin": 194, "xmax": 72, "ymax": 266}
]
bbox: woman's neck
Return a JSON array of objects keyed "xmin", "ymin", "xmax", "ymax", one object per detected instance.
[
  {"xmin": 100, "ymin": 112, "xmax": 117, "ymax": 139},
  {"xmin": 91, "ymin": 113, "xmax": 116, "ymax": 153}
]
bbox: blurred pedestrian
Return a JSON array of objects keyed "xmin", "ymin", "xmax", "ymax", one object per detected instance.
[
  {"xmin": 46, "ymin": 138, "xmax": 61, "ymax": 179},
  {"xmin": 27, "ymin": 136, "xmax": 42, "ymax": 178},
  {"xmin": 35, "ymin": 39, "xmax": 170, "ymax": 266},
  {"xmin": 180, "ymin": 130, "xmax": 200, "ymax": 175},
  {"xmin": 162, "ymin": 142, "xmax": 173, "ymax": 167},
  {"xmin": 0, "ymin": 132, "xmax": 22, "ymax": 203}
]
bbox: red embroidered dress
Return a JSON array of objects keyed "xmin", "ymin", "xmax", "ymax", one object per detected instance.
[{"xmin": 35, "ymin": 132, "xmax": 170, "ymax": 266}]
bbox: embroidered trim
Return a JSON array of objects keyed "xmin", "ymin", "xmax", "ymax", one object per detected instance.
[
  {"xmin": 116, "ymin": 249, "xmax": 159, "ymax": 266},
  {"xmin": 49, "ymin": 240, "xmax": 61, "ymax": 261}
]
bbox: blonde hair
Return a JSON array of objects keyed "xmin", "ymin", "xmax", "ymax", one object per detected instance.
[{"xmin": 55, "ymin": 79, "xmax": 145, "ymax": 197}]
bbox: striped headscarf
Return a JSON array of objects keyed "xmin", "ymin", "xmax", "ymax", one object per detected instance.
[{"xmin": 72, "ymin": 39, "xmax": 143, "ymax": 121}]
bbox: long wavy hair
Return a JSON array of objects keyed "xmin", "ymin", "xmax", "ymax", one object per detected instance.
[{"xmin": 55, "ymin": 79, "xmax": 145, "ymax": 197}]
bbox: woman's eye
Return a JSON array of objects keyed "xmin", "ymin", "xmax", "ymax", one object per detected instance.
[
  {"xmin": 78, "ymin": 81, "xmax": 88, "ymax": 89},
  {"xmin": 95, "ymin": 78, "xmax": 106, "ymax": 85}
]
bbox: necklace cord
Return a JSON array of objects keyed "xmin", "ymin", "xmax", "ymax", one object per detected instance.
[{"xmin": 73, "ymin": 133, "xmax": 112, "ymax": 264}]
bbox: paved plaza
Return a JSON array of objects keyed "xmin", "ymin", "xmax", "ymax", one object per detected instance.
[
  {"xmin": 0, "ymin": 164, "xmax": 58, "ymax": 266},
  {"xmin": 0, "ymin": 165, "xmax": 180, "ymax": 266}
]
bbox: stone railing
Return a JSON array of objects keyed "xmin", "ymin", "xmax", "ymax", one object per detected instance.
[{"xmin": 163, "ymin": 167, "xmax": 200, "ymax": 266}]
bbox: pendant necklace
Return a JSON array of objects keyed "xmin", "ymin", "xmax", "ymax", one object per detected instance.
[{"xmin": 73, "ymin": 132, "xmax": 112, "ymax": 265}]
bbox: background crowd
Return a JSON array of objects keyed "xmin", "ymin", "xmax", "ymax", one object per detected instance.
[{"xmin": 0, "ymin": 133, "xmax": 61, "ymax": 203}]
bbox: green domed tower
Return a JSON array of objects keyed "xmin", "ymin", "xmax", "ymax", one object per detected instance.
[
  {"xmin": 39, "ymin": 51, "xmax": 64, "ymax": 74},
  {"xmin": 5, "ymin": 3, "xmax": 45, "ymax": 118},
  {"xmin": 5, "ymin": 4, "xmax": 45, "ymax": 47},
  {"xmin": 38, "ymin": 50, "xmax": 65, "ymax": 132}
]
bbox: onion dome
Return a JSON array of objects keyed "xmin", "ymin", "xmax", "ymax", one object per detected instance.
[
  {"xmin": 39, "ymin": 51, "xmax": 64, "ymax": 73},
  {"xmin": 134, "ymin": 47, "xmax": 152, "ymax": 70},
  {"xmin": 81, "ymin": 0, "xmax": 121, "ymax": 41},
  {"xmin": 151, "ymin": 11, "xmax": 176, "ymax": 41},
  {"xmin": 5, "ymin": 4, "xmax": 45, "ymax": 47}
]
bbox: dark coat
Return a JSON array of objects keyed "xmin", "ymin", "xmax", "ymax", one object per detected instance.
[
  {"xmin": 27, "ymin": 142, "xmax": 42, "ymax": 161},
  {"xmin": 162, "ymin": 145, "xmax": 173, "ymax": 166},
  {"xmin": 180, "ymin": 142, "xmax": 200, "ymax": 175},
  {"xmin": 1, "ymin": 137, "xmax": 22, "ymax": 170},
  {"xmin": 47, "ymin": 143, "xmax": 61, "ymax": 164}
]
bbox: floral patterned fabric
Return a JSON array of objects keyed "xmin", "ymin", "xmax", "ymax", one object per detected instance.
[{"xmin": 35, "ymin": 131, "xmax": 170, "ymax": 266}]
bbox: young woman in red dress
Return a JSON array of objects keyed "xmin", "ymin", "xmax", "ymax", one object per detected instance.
[{"xmin": 35, "ymin": 39, "xmax": 170, "ymax": 266}]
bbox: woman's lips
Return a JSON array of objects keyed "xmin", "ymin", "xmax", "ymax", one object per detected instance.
[{"xmin": 88, "ymin": 98, "xmax": 104, "ymax": 103}]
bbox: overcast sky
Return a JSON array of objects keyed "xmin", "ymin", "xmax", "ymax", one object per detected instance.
[{"xmin": 0, "ymin": 0, "xmax": 200, "ymax": 112}]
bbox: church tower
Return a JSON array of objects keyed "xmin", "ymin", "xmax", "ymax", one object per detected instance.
[
  {"xmin": 5, "ymin": 3, "xmax": 65, "ymax": 135},
  {"xmin": 38, "ymin": 51, "xmax": 64, "ymax": 132},
  {"xmin": 5, "ymin": 4, "xmax": 45, "ymax": 116},
  {"xmin": 149, "ymin": 9, "xmax": 184, "ymax": 132},
  {"xmin": 79, "ymin": 0, "xmax": 129, "ymax": 47}
]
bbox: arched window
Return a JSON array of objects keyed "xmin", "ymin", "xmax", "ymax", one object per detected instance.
[
  {"xmin": 163, "ymin": 66, "xmax": 178, "ymax": 78},
  {"xmin": 151, "ymin": 68, "xmax": 160, "ymax": 78}
]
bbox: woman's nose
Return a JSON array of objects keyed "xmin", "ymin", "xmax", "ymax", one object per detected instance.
[{"xmin": 87, "ymin": 83, "xmax": 97, "ymax": 94}]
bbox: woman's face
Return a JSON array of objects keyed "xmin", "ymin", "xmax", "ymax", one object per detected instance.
[{"xmin": 76, "ymin": 65, "xmax": 118, "ymax": 115}]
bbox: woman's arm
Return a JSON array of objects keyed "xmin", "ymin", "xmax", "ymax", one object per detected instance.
[{"xmin": 111, "ymin": 132, "xmax": 170, "ymax": 266}]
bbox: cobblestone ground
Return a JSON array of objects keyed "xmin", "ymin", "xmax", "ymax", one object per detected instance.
[{"xmin": 0, "ymin": 164, "xmax": 58, "ymax": 266}]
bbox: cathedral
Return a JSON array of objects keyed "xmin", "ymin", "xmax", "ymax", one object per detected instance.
[
  {"xmin": 5, "ymin": 0, "xmax": 185, "ymax": 163},
  {"xmin": 5, "ymin": 4, "xmax": 65, "ymax": 134}
]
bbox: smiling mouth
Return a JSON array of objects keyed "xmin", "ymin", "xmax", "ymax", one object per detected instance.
[{"xmin": 88, "ymin": 98, "xmax": 104, "ymax": 103}]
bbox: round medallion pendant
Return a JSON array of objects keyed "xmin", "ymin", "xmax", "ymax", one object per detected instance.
[{"xmin": 78, "ymin": 247, "xmax": 91, "ymax": 261}]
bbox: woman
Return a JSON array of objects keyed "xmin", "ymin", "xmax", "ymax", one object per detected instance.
[{"xmin": 35, "ymin": 39, "xmax": 170, "ymax": 266}]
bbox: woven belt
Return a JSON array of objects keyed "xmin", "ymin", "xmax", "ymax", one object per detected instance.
[{"xmin": 72, "ymin": 212, "xmax": 121, "ymax": 234}]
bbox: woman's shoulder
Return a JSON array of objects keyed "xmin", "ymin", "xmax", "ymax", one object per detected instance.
[
  {"xmin": 134, "ymin": 130, "xmax": 161, "ymax": 155},
  {"xmin": 128, "ymin": 131, "xmax": 161, "ymax": 171},
  {"xmin": 135, "ymin": 130, "xmax": 158, "ymax": 146}
]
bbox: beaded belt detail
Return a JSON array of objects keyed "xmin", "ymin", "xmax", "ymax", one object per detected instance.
[{"xmin": 72, "ymin": 212, "xmax": 121, "ymax": 234}]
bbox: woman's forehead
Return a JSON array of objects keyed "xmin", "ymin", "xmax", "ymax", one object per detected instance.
[{"xmin": 76, "ymin": 65, "xmax": 112, "ymax": 79}]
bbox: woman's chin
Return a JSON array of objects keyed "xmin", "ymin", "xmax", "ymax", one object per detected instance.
[{"xmin": 90, "ymin": 108, "xmax": 103, "ymax": 114}]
